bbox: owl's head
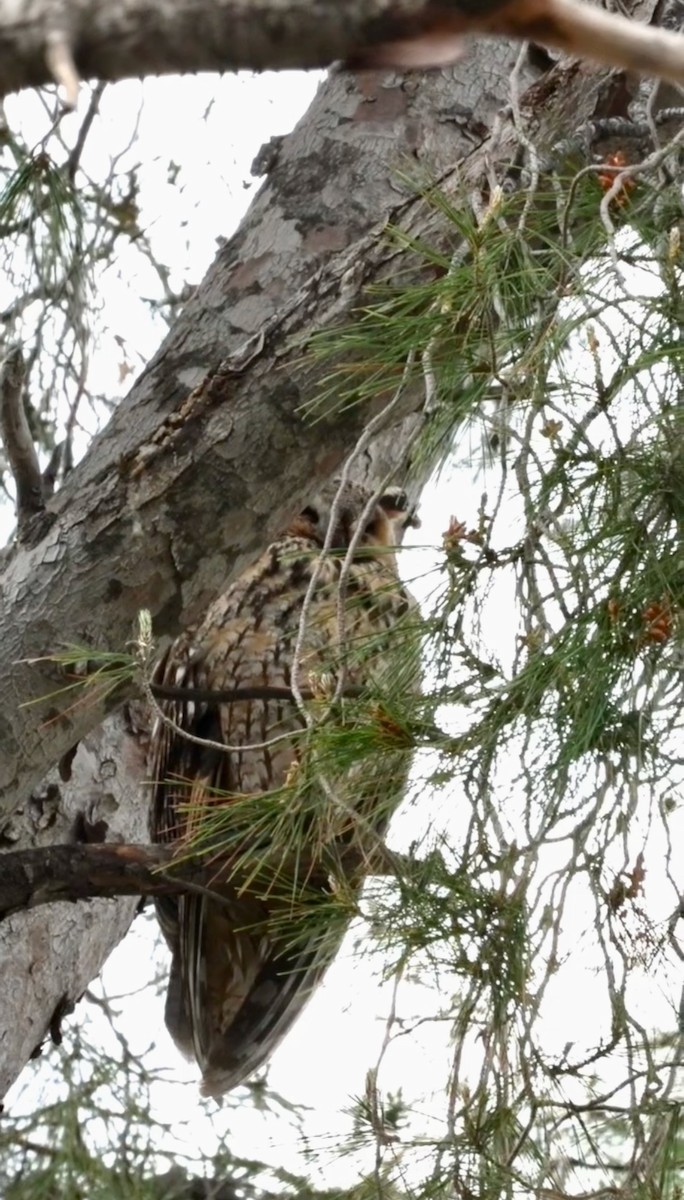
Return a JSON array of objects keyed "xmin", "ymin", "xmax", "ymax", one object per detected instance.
[{"xmin": 291, "ymin": 481, "xmax": 418, "ymax": 551}]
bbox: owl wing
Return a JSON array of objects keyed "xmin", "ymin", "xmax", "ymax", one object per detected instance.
[
  {"xmin": 149, "ymin": 533, "xmax": 417, "ymax": 1095},
  {"xmin": 182, "ymin": 876, "xmax": 347, "ymax": 1097},
  {"xmin": 149, "ymin": 539, "xmax": 352, "ymax": 1094}
]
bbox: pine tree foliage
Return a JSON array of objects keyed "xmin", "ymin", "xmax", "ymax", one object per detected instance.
[
  {"xmin": 305, "ymin": 155, "xmax": 684, "ymax": 1197},
  {"xmin": 2, "ymin": 55, "xmax": 684, "ymax": 1200}
]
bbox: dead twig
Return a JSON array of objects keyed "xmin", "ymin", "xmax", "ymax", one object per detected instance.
[{"xmin": 0, "ymin": 346, "xmax": 44, "ymax": 534}]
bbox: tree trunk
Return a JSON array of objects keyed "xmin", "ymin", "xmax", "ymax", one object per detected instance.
[
  {"xmin": 0, "ymin": 0, "xmax": 666, "ymax": 1095},
  {"xmin": 0, "ymin": 711, "xmax": 149, "ymax": 1099}
]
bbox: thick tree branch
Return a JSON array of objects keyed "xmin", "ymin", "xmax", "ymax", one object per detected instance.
[
  {"xmin": 0, "ymin": 0, "xmax": 389, "ymax": 94},
  {"xmin": 0, "ymin": 843, "xmax": 205, "ymax": 917},
  {"xmin": 0, "ymin": 86, "xmax": 438, "ymax": 815},
  {"xmin": 3, "ymin": 0, "xmax": 684, "ymax": 99},
  {"xmin": 0, "ymin": 841, "xmax": 397, "ymax": 919}
]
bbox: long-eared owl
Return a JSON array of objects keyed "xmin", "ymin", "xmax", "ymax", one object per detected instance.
[{"xmin": 148, "ymin": 480, "xmax": 419, "ymax": 1096}]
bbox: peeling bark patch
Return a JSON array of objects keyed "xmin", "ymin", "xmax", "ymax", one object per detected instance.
[
  {"xmin": 302, "ymin": 226, "xmax": 351, "ymax": 254},
  {"xmin": 278, "ymin": 151, "xmax": 340, "ymax": 208},
  {"xmin": 113, "ymin": 575, "xmax": 177, "ymax": 623},
  {"xmin": 352, "ymin": 86, "xmax": 408, "ymax": 121},
  {"xmin": 19, "ymin": 507, "xmax": 58, "ymax": 549},
  {"xmin": 354, "ymin": 72, "xmax": 386, "ymax": 101},
  {"xmin": 125, "ymin": 372, "xmax": 228, "ymax": 480},
  {"xmin": 316, "ymin": 448, "xmax": 349, "ymax": 479},
  {"xmin": 227, "ymin": 254, "xmax": 271, "ymax": 291}
]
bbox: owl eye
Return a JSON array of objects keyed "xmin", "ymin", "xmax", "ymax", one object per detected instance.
[{"xmin": 301, "ymin": 505, "xmax": 320, "ymax": 525}]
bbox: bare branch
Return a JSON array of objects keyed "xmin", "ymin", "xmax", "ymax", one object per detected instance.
[
  {"xmin": 1, "ymin": 0, "xmax": 684, "ymax": 98},
  {"xmin": 44, "ymin": 28, "xmax": 80, "ymax": 110},
  {"xmin": 0, "ymin": 345, "xmax": 44, "ymax": 533},
  {"xmin": 150, "ymin": 682, "xmax": 367, "ymax": 705},
  {"xmin": 0, "ymin": 840, "xmax": 399, "ymax": 919},
  {"xmin": 0, "ymin": 842, "xmax": 201, "ymax": 917}
]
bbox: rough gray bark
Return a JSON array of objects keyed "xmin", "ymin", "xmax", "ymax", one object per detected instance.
[
  {"xmin": 0, "ymin": 711, "xmax": 149, "ymax": 1099},
  {"xmin": 0, "ymin": 0, "xmax": 666, "ymax": 1097}
]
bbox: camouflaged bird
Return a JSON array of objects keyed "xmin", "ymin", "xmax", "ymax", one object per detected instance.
[{"xmin": 148, "ymin": 481, "xmax": 418, "ymax": 1096}]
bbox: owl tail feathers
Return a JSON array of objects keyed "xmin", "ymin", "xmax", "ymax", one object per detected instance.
[
  {"xmin": 200, "ymin": 1067, "xmax": 239, "ymax": 1098},
  {"xmin": 163, "ymin": 955, "xmax": 196, "ymax": 1061}
]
